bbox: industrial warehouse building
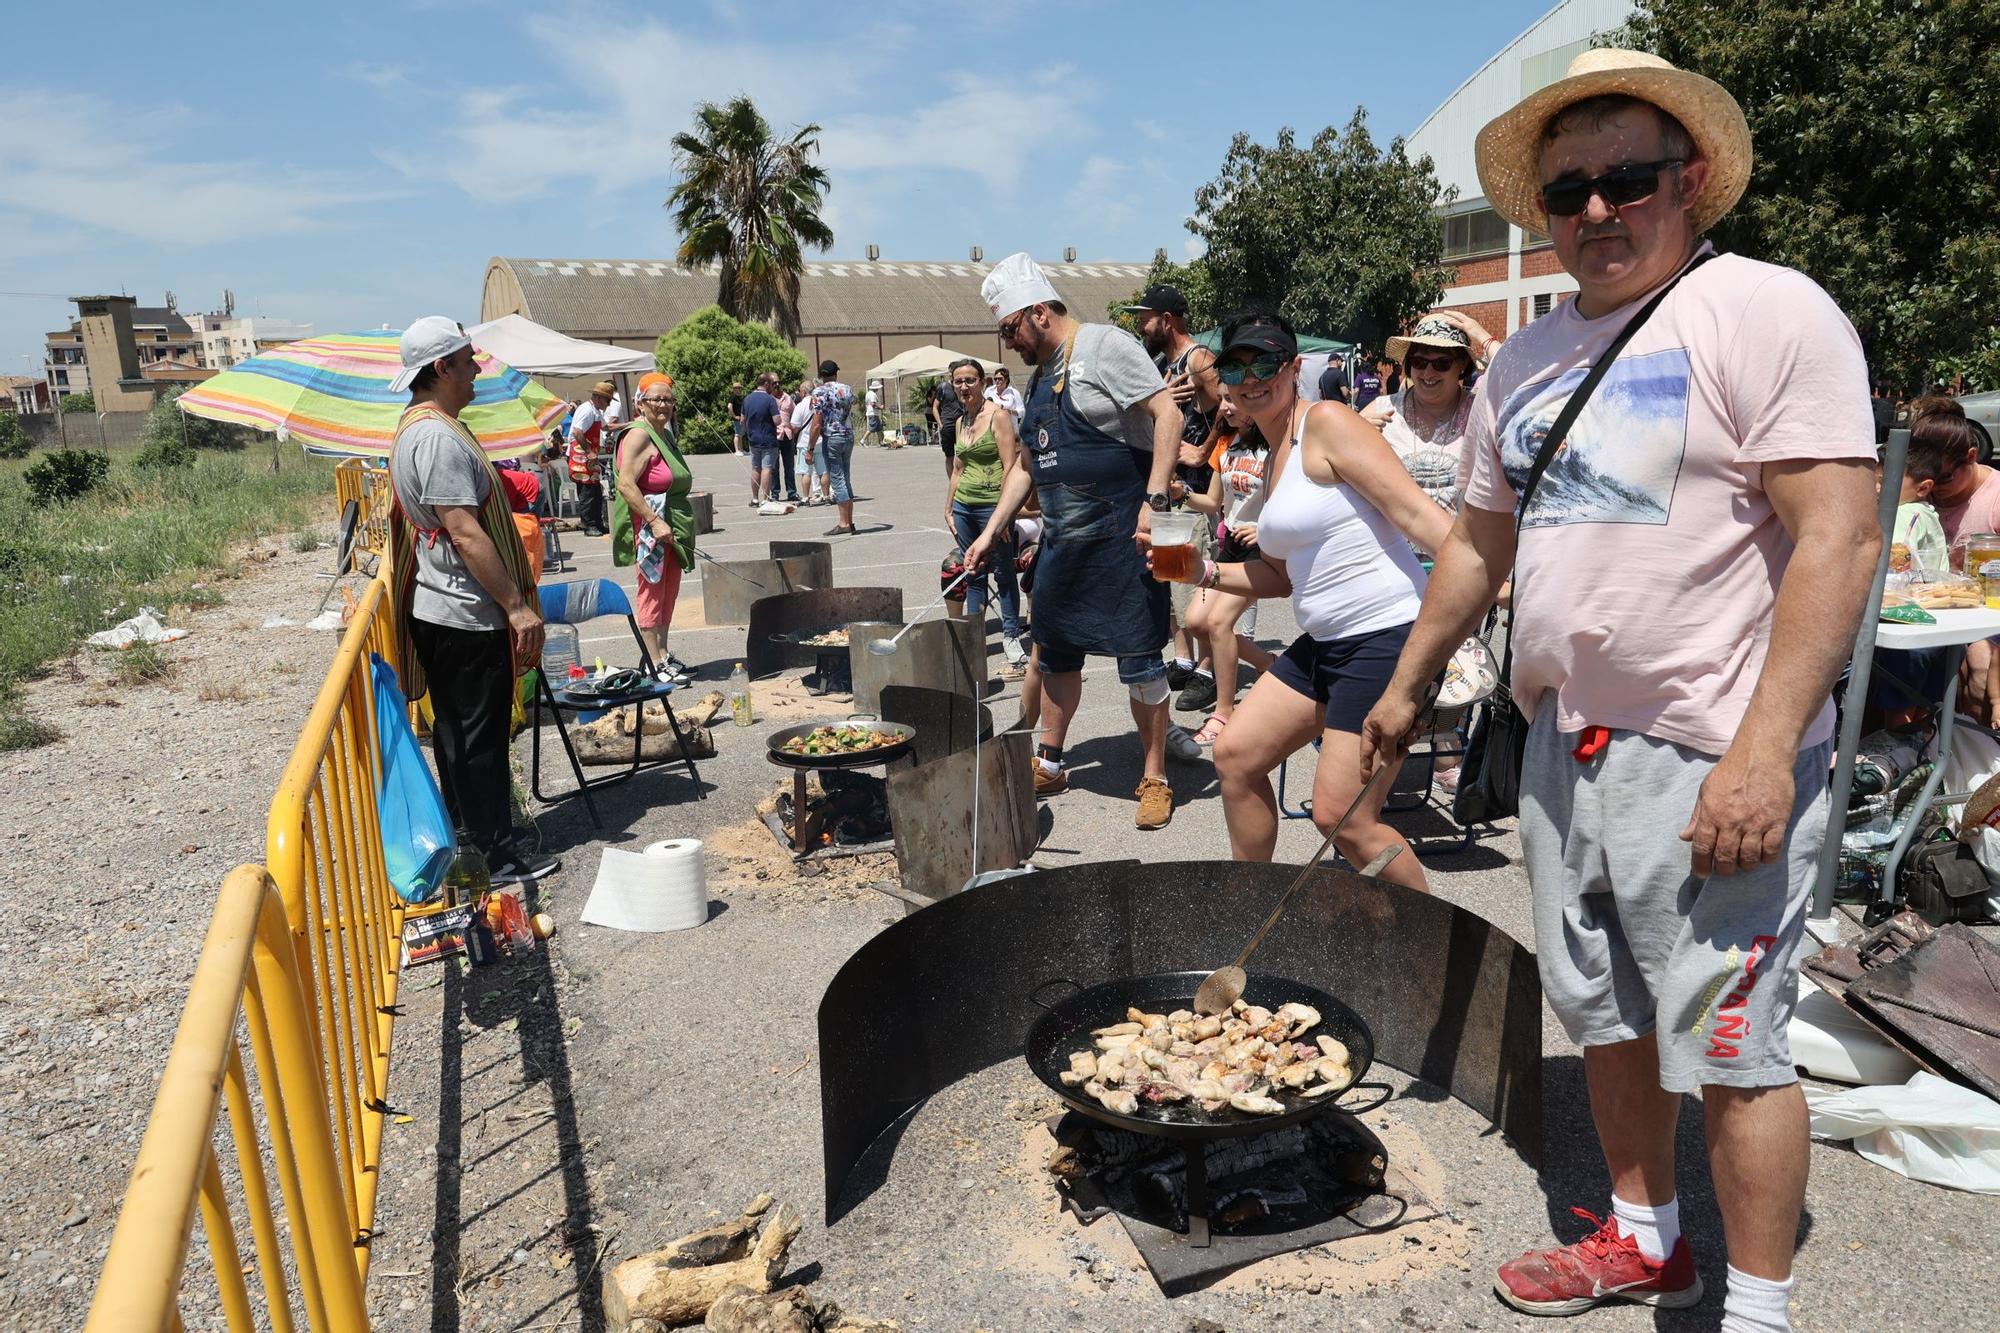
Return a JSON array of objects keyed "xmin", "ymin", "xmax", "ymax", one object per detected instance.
[{"xmin": 479, "ymin": 256, "xmax": 1156, "ymax": 398}]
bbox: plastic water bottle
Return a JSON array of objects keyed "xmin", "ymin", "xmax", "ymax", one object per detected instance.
[{"xmin": 728, "ymin": 662, "xmax": 753, "ymax": 727}]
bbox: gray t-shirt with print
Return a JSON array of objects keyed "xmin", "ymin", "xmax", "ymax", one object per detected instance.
[
  {"xmin": 1034, "ymin": 322, "xmax": 1167, "ymax": 452},
  {"xmin": 388, "ymin": 415, "xmax": 506, "ymax": 631}
]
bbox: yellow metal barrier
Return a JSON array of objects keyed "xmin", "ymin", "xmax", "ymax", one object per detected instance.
[
  {"xmin": 89, "ymin": 570, "xmax": 409, "ymax": 1331},
  {"xmin": 333, "ymin": 458, "xmax": 393, "ymax": 557}
]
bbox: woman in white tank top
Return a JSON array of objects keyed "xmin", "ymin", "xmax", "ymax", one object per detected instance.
[{"xmin": 1153, "ymin": 313, "xmax": 1451, "ymax": 891}]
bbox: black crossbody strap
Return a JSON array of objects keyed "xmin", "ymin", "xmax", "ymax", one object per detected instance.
[{"xmin": 1498, "ymin": 247, "xmax": 1717, "ymax": 687}]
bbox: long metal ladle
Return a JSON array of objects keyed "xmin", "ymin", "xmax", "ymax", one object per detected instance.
[
  {"xmin": 866, "ymin": 570, "xmax": 972, "ymax": 655},
  {"xmin": 1193, "ymin": 756, "xmax": 1403, "ymax": 1017}
]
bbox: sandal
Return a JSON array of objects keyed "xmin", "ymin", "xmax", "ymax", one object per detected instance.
[{"xmin": 1193, "ymin": 714, "xmax": 1228, "ymax": 746}]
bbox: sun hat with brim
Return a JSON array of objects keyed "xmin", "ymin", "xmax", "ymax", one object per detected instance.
[
  {"xmin": 1474, "ymin": 47, "xmax": 1751, "ymax": 236},
  {"xmin": 1386, "ymin": 317, "xmax": 1473, "ymax": 366}
]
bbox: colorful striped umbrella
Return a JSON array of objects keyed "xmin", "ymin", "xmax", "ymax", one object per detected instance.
[{"xmin": 175, "ymin": 331, "xmax": 566, "ymax": 459}]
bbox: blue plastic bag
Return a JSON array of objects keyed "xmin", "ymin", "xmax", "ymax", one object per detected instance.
[{"xmin": 372, "ymin": 653, "xmax": 457, "ymax": 904}]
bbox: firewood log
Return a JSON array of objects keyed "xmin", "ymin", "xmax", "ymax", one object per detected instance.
[{"xmin": 603, "ymin": 1199, "xmax": 798, "ymax": 1329}]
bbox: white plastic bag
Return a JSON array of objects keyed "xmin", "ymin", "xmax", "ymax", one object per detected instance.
[
  {"xmin": 1804, "ymin": 1071, "xmax": 2000, "ymax": 1194},
  {"xmin": 85, "ymin": 606, "xmax": 189, "ymax": 649}
]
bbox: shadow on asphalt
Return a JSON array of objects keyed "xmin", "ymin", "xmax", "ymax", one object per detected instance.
[{"xmin": 429, "ymin": 903, "xmax": 605, "ymax": 1333}]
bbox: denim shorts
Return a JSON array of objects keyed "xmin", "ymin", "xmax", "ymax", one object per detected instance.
[
  {"xmin": 749, "ymin": 444, "xmax": 782, "ymax": 471},
  {"xmin": 1035, "ymin": 642, "xmax": 1166, "ymax": 684}
]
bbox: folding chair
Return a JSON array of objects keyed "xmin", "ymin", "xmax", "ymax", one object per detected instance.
[{"xmin": 528, "ymin": 579, "xmax": 703, "ymax": 826}]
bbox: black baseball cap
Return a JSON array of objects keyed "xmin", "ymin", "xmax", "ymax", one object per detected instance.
[
  {"xmin": 1121, "ymin": 284, "xmax": 1189, "ymax": 318},
  {"xmin": 1215, "ymin": 319, "xmax": 1298, "ymax": 361},
  {"xmin": 818, "ymin": 359, "xmax": 839, "ymax": 377}
]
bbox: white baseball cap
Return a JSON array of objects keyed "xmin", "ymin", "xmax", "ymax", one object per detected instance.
[{"xmin": 390, "ymin": 316, "xmax": 472, "ymax": 393}]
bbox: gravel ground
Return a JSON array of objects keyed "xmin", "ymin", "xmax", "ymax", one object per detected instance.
[
  {"xmin": 0, "ymin": 536, "xmax": 345, "ymax": 1329},
  {"xmin": 15, "ymin": 449, "xmax": 1999, "ymax": 1331}
]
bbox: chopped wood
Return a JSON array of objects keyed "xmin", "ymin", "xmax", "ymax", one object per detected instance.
[{"xmin": 603, "ymin": 1201, "xmax": 801, "ymax": 1329}]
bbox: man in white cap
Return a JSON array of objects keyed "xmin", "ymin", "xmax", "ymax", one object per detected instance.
[
  {"xmin": 1360, "ymin": 51, "xmax": 1878, "ymax": 1328},
  {"xmin": 566, "ymin": 379, "xmax": 616, "ymax": 535},
  {"xmin": 386, "ymin": 317, "xmax": 558, "ymax": 887},
  {"xmin": 962, "ymin": 252, "xmax": 1185, "ymax": 830}
]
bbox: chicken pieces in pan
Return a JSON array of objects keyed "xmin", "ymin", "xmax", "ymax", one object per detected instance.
[{"xmin": 1058, "ymin": 1001, "xmax": 1352, "ymax": 1117}]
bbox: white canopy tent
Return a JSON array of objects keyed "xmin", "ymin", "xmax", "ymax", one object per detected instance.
[
  {"xmin": 468, "ymin": 313, "xmax": 656, "ymax": 377},
  {"xmin": 863, "ymin": 344, "xmax": 1003, "ymax": 436}
]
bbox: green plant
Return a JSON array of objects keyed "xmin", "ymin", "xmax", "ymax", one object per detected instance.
[
  {"xmin": 0, "ymin": 414, "xmax": 30, "ymax": 460},
  {"xmin": 138, "ymin": 387, "xmax": 241, "ymax": 465},
  {"xmin": 290, "ymin": 526, "xmax": 323, "ymax": 554},
  {"xmin": 667, "ymin": 95, "xmax": 835, "ymax": 338},
  {"xmin": 113, "ymin": 641, "xmax": 173, "ymax": 686},
  {"xmin": 135, "ymin": 432, "xmax": 195, "ymax": 470},
  {"xmin": 57, "ymin": 391, "xmax": 93, "ymax": 415},
  {"xmin": 654, "ymin": 305, "xmax": 809, "ymax": 428},
  {"xmin": 677, "ymin": 411, "xmax": 736, "ymax": 455},
  {"xmin": 24, "ymin": 448, "xmax": 110, "ymax": 504},
  {"xmin": 904, "ymin": 375, "xmax": 942, "ymax": 418}
]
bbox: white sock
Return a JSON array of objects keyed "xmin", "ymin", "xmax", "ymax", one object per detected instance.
[
  {"xmin": 1720, "ymin": 1265, "xmax": 1795, "ymax": 1333},
  {"xmin": 1174, "ymin": 656, "xmax": 1195, "ymax": 670},
  {"xmin": 1193, "ymin": 667, "xmax": 1214, "ymax": 681},
  {"xmin": 1037, "ymin": 757, "xmax": 1062, "ymax": 775},
  {"xmin": 1610, "ymin": 1193, "xmax": 1679, "ymax": 1263}
]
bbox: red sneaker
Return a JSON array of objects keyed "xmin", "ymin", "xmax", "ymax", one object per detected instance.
[{"xmin": 1495, "ymin": 1207, "xmax": 1703, "ymax": 1316}]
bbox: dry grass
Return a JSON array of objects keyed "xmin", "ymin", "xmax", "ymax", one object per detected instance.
[
  {"xmin": 196, "ymin": 677, "xmax": 254, "ymax": 703},
  {"xmin": 112, "ymin": 642, "xmax": 174, "ymax": 686}
]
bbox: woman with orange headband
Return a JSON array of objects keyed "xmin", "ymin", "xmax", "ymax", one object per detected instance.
[{"xmin": 612, "ymin": 372, "xmax": 697, "ymax": 683}]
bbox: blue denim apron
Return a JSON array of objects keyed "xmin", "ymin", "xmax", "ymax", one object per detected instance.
[{"xmin": 1022, "ymin": 332, "xmax": 1169, "ymax": 657}]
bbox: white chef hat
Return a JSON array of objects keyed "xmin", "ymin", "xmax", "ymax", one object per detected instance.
[{"xmin": 980, "ymin": 251, "xmax": 1063, "ymax": 321}]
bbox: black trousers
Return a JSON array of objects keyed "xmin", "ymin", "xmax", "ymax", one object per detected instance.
[
  {"xmin": 410, "ymin": 617, "xmax": 515, "ymax": 863},
  {"xmin": 777, "ymin": 442, "xmax": 799, "ymax": 498},
  {"xmin": 575, "ymin": 480, "xmax": 606, "ymax": 533}
]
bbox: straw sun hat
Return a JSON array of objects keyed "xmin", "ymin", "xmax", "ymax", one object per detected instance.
[
  {"xmin": 1385, "ymin": 317, "xmax": 1472, "ymax": 366},
  {"xmin": 1473, "ymin": 48, "xmax": 1751, "ymax": 236}
]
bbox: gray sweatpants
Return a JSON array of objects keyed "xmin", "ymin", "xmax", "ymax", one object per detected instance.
[{"xmin": 1519, "ymin": 700, "xmax": 1829, "ymax": 1093}]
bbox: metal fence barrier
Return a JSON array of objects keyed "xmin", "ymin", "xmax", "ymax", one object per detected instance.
[{"xmin": 88, "ymin": 571, "xmax": 408, "ymax": 1331}]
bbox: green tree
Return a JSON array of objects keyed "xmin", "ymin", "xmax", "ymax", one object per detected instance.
[
  {"xmin": 57, "ymin": 391, "xmax": 92, "ymax": 414},
  {"xmin": 0, "ymin": 414, "xmax": 31, "ymax": 460},
  {"xmin": 667, "ymin": 96, "xmax": 835, "ymax": 340},
  {"xmin": 136, "ymin": 387, "xmax": 242, "ymax": 467},
  {"xmin": 1618, "ymin": 0, "xmax": 2000, "ymax": 389},
  {"xmin": 654, "ymin": 306, "xmax": 809, "ymax": 454},
  {"xmin": 1183, "ymin": 110, "xmax": 1454, "ymax": 348}
]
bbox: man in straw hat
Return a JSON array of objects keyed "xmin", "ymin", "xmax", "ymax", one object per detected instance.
[
  {"xmin": 1360, "ymin": 49, "xmax": 1880, "ymax": 1327},
  {"xmin": 963, "ymin": 252, "xmax": 1186, "ymax": 829},
  {"xmin": 566, "ymin": 379, "xmax": 617, "ymax": 536}
]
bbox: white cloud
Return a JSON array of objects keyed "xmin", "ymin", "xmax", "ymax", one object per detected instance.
[
  {"xmin": 0, "ymin": 90, "xmax": 402, "ymax": 247},
  {"xmin": 1181, "ymin": 235, "xmax": 1207, "ymax": 260},
  {"xmin": 1064, "ymin": 154, "xmax": 1134, "ymax": 230},
  {"xmin": 1134, "ymin": 118, "xmax": 1172, "ymax": 144},
  {"xmin": 391, "ymin": 11, "xmax": 1093, "ymax": 206}
]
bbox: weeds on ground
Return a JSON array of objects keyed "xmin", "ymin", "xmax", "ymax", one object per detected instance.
[
  {"xmin": 0, "ymin": 450, "xmax": 336, "ymax": 746},
  {"xmin": 113, "ymin": 642, "xmax": 174, "ymax": 686},
  {"xmin": 290, "ymin": 526, "xmax": 323, "ymax": 554},
  {"xmin": 196, "ymin": 678, "xmax": 253, "ymax": 703}
]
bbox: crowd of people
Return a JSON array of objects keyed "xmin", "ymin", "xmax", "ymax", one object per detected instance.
[{"xmin": 378, "ymin": 44, "xmax": 1927, "ymax": 1333}]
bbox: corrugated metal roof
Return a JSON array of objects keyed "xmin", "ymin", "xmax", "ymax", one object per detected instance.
[{"xmin": 486, "ymin": 257, "xmax": 1157, "ymax": 339}]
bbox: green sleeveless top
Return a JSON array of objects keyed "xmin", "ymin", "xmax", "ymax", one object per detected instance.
[{"xmin": 953, "ymin": 420, "xmax": 1004, "ymax": 506}]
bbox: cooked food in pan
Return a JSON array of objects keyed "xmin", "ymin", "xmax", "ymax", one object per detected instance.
[
  {"xmin": 800, "ymin": 628, "xmax": 850, "ymax": 648},
  {"xmin": 1060, "ymin": 1001, "xmax": 1353, "ymax": 1117},
  {"xmin": 777, "ymin": 724, "xmax": 902, "ymax": 757}
]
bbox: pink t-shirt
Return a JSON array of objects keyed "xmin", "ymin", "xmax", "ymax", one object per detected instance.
[
  {"xmin": 1936, "ymin": 467, "xmax": 2000, "ymax": 544},
  {"xmin": 1460, "ymin": 246, "xmax": 1875, "ymax": 757}
]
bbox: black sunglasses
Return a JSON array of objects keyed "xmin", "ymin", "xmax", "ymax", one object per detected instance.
[
  {"xmin": 1216, "ymin": 354, "xmax": 1291, "ymax": 385},
  {"xmin": 1540, "ymin": 158, "xmax": 1684, "ymax": 218}
]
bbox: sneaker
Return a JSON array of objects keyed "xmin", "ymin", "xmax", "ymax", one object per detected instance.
[
  {"xmin": 1174, "ymin": 672, "xmax": 1218, "ymax": 713},
  {"xmin": 1134, "ymin": 777, "xmax": 1173, "ymax": 830},
  {"xmin": 785, "ymin": 493, "xmax": 803, "ymax": 504},
  {"xmin": 1494, "ymin": 1208, "xmax": 1703, "ymax": 1317},
  {"xmin": 1034, "ymin": 763, "xmax": 1069, "ymax": 797},
  {"xmin": 1165, "ymin": 724, "xmax": 1205, "ymax": 764},
  {"xmin": 1167, "ymin": 659, "xmax": 1195, "ymax": 691},
  {"xmin": 489, "ymin": 852, "xmax": 562, "ymax": 886},
  {"xmin": 652, "ymin": 660, "xmax": 691, "ymax": 686},
  {"xmin": 1003, "ymin": 635, "xmax": 1029, "ymax": 669}
]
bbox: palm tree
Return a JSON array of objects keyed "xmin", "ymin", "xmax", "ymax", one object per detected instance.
[{"xmin": 667, "ymin": 97, "xmax": 834, "ymax": 340}]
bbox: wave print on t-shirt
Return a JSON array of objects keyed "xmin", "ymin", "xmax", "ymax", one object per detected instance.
[{"xmin": 1496, "ymin": 347, "xmax": 1692, "ymax": 529}]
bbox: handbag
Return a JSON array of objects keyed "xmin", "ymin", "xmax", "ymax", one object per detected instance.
[{"xmin": 1454, "ymin": 250, "xmax": 1716, "ymax": 825}]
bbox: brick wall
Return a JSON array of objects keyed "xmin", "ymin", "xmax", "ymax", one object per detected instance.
[
  {"xmin": 1448, "ymin": 254, "xmax": 1509, "ymax": 287},
  {"xmin": 1520, "ymin": 246, "xmax": 1566, "ymax": 279},
  {"xmin": 1440, "ymin": 300, "xmax": 1509, "ymax": 338}
]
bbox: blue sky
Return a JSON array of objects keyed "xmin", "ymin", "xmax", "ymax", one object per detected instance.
[{"xmin": 0, "ymin": 1, "xmax": 1557, "ymax": 377}]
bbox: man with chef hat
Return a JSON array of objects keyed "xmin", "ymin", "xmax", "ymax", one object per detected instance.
[{"xmin": 962, "ymin": 252, "xmax": 1185, "ymax": 830}]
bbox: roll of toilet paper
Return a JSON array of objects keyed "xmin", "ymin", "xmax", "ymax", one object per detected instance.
[{"xmin": 579, "ymin": 837, "xmax": 708, "ymax": 932}]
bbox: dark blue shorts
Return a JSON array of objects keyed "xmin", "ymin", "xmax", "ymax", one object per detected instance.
[
  {"xmin": 1269, "ymin": 621, "xmax": 1414, "ymax": 734},
  {"xmin": 1035, "ymin": 642, "xmax": 1166, "ymax": 685}
]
